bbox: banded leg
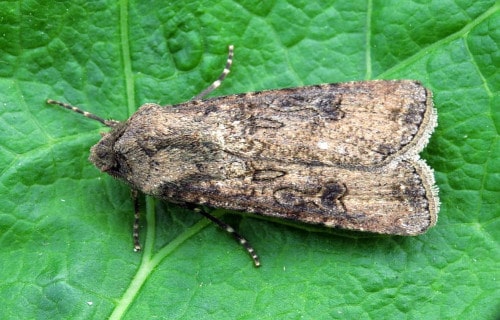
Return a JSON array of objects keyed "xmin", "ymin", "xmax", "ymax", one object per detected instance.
[
  {"xmin": 191, "ymin": 45, "xmax": 234, "ymax": 101},
  {"xmin": 194, "ymin": 207, "xmax": 261, "ymax": 267},
  {"xmin": 131, "ymin": 189, "xmax": 142, "ymax": 252}
]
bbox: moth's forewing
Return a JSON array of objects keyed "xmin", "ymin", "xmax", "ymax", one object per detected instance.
[
  {"xmin": 162, "ymin": 80, "xmax": 436, "ymax": 168},
  {"xmin": 153, "ymin": 158, "xmax": 437, "ymax": 236}
]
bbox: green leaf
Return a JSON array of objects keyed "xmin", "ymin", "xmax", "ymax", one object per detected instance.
[{"xmin": 1, "ymin": 0, "xmax": 499, "ymax": 319}]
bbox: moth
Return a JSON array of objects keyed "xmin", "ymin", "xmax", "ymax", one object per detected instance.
[{"xmin": 47, "ymin": 45, "xmax": 439, "ymax": 266}]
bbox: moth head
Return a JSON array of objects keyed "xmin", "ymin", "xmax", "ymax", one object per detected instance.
[
  {"xmin": 46, "ymin": 99, "xmax": 126, "ymax": 178},
  {"xmin": 89, "ymin": 126, "xmax": 127, "ymax": 178}
]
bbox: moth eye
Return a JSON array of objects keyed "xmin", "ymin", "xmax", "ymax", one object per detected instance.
[{"xmin": 105, "ymin": 152, "xmax": 130, "ymax": 179}]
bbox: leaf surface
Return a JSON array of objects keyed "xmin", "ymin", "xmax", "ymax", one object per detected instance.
[{"xmin": 0, "ymin": 1, "xmax": 499, "ymax": 319}]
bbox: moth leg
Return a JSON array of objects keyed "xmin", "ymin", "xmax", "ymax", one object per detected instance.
[
  {"xmin": 193, "ymin": 207, "xmax": 261, "ymax": 267},
  {"xmin": 191, "ymin": 45, "xmax": 234, "ymax": 101},
  {"xmin": 131, "ymin": 189, "xmax": 142, "ymax": 252}
]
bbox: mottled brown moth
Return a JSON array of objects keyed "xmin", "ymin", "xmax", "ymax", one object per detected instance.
[{"xmin": 47, "ymin": 45, "xmax": 439, "ymax": 267}]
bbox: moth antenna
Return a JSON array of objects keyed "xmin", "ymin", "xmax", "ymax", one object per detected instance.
[
  {"xmin": 195, "ymin": 208, "xmax": 261, "ymax": 267},
  {"xmin": 46, "ymin": 99, "xmax": 120, "ymax": 127},
  {"xmin": 191, "ymin": 45, "xmax": 234, "ymax": 101}
]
